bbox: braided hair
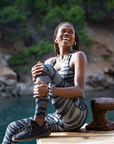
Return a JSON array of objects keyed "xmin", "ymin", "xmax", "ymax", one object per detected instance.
[{"xmin": 53, "ymin": 22, "xmax": 79, "ymax": 56}]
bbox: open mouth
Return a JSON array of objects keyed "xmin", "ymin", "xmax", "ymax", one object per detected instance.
[{"xmin": 62, "ymin": 37, "xmax": 70, "ymax": 42}]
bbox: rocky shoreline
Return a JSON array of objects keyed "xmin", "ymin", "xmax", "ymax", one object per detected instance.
[
  {"xmin": 0, "ymin": 64, "xmax": 114, "ymax": 98},
  {"xmin": 1, "ymin": 79, "xmax": 114, "ymax": 98},
  {"xmin": 85, "ymin": 72, "xmax": 114, "ymax": 92}
]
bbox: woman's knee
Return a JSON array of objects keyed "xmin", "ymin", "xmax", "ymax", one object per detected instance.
[
  {"xmin": 42, "ymin": 64, "xmax": 53, "ymax": 74},
  {"xmin": 43, "ymin": 64, "xmax": 57, "ymax": 80},
  {"xmin": 36, "ymin": 64, "xmax": 54, "ymax": 84}
]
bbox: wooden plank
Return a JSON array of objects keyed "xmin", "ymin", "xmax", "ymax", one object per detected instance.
[{"xmin": 37, "ymin": 124, "xmax": 114, "ymax": 144}]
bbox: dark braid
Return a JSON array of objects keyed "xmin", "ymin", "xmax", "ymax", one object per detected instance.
[{"xmin": 53, "ymin": 22, "xmax": 79, "ymax": 56}]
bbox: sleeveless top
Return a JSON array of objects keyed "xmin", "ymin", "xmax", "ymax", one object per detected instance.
[
  {"xmin": 51, "ymin": 50, "xmax": 87, "ymax": 111},
  {"xmin": 51, "ymin": 50, "xmax": 75, "ymax": 87}
]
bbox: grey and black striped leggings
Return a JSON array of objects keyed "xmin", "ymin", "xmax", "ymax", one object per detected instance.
[{"xmin": 2, "ymin": 64, "xmax": 88, "ymax": 144}]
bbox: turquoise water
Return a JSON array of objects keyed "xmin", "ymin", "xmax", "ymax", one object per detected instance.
[{"xmin": 0, "ymin": 89, "xmax": 114, "ymax": 144}]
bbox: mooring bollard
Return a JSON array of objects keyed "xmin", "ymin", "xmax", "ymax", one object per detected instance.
[{"xmin": 86, "ymin": 97, "xmax": 114, "ymax": 131}]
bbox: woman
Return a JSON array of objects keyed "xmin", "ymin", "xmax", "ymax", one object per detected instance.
[{"xmin": 2, "ymin": 22, "xmax": 88, "ymax": 144}]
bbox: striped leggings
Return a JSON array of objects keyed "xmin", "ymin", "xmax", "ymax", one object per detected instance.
[{"xmin": 2, "ymin": 64, "xmax": 88, "ymax": 144}]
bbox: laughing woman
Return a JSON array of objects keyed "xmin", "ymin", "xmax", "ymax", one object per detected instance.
[{"xmin": 2, "ymin": 22, "xmax": 88, "ymax": 144}]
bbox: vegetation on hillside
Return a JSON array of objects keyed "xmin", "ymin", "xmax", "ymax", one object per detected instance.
[{"xmin": 0, "ymin": 0, "xmax": 114, "ymax": 71}]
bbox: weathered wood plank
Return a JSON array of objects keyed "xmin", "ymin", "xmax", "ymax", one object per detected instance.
[{"xmin": 37, "ymin": 124, "xmax": 114, "ymax": 144}]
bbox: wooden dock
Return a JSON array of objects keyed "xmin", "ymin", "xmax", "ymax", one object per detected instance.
[{"xmin": 37, "ymin": 124, "xmax": 114, "ymax": 144}]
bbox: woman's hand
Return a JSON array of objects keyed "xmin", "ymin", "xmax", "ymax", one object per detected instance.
[
  {"xmin": 31, "ymin": 61, "xmax": 44, "ymax": 82},
  {"xmin": 33, "ymin": 81, "xmax": 49, "ymax": 98}
]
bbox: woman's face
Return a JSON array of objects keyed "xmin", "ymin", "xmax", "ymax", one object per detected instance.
[{"xmin": 56, "ymin": 23, "xmax": 75, "ymax": 49}]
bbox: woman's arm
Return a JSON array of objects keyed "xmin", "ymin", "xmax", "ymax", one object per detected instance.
[
  {"xmin": 31, "ymin": 57, "xmax": 55, "ymax": 82},
  {"xmin": 33, "ymin": 52, "xmax": 87, "ymax": 98},
  {"xmin": 31, "ymin": 61, "xmax": 44, "ymax": 82},
  {"xmin": 53, "ymin": 51, "xmax": 87, "ymax": 98}
]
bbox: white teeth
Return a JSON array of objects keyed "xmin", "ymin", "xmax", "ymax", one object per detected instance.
[{"xmin": 63, "ymin": 38, "xmax": 69, "ymax": 41}]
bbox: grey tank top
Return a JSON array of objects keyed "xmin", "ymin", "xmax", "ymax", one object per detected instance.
[{"xmin": 51, "ymin": 50, "xmax": 75, "ymax": 87}]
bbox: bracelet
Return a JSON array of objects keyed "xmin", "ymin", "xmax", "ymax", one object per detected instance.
[{"xmin": 46, "ymin": 83, "xmax": 56, "ymax": 99}]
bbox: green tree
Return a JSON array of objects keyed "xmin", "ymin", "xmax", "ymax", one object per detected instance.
[
  {"xmin": 8, "ymin": 39, "xmax": 53, "ymax": 71},
  {"xmin": 0, "ymin": 0, "xmax": 30, "ymax": 40},
  {"xmin": 5, "ymin": 0, "xmax": 114, "ymax": 72},
  {"xmin": 83, "ymin": 0, "xmax": 114, "ymax": 20},
  {"xmin": 0, "ymin": 0, "xmax": 48, "ymax": 41},
  {"xmin": 44, "ymin": 0, "xmax": 91, "ymax": 42}
]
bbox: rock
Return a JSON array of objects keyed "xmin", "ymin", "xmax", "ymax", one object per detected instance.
[
  {"xmin": 0, "ymin": 85, "xmax": 17, "ymax": 97},
  {"xmin": 104, "ymin": 68, "xmax": 114, "ymax": 79},
  {"xmin": 0, "ymin": 62, "xmax": 34, "ymax": 97},
  {"xmin": 103, "ymin": 67, "xmax": 109, "ymax": 73},
  {"xmin": 95, "ymin": 72, "xmax": 104, "ymax": 81},
  {"xmin": 0, "ymin": 62, "xmax": 18, "ymax": 97},
  {"xmin": 0, "ymin": 62, "xmax": 17, "ymax": 80},
  {"xmin": 1, "ymin": 59, "xmax": 8, "ymax": 66},
  {"xmin": 1, "ymin": 92, "xmax": 9, "ymax": 98},
  {"xmin": 0, "ymin": 53, "xmax": 11, "ymax": 66},
  {"xmin": 112, "ymin": 81, "xmax": 114, "ymax": 85},
  {"xmin": 84, "ymin": 85, "xmax": 95, "ymax": 92},
  {"xmin": 7, "ymin": 79, "xmax": 17, "ymax": 86},
  {"xmin": 86, "ymin": 72, "xmax": 113, "ymax": 90},
  {"xmin": 0, "ymin": 81, "xmax": 33, "ymax": 97},
  {"xmin": 0, "ymin": 41, "xmax": 25, "ymax": 54},
  {"xmin": 16, "ymin": 83, "xmax": 33, "ymax": 96}
]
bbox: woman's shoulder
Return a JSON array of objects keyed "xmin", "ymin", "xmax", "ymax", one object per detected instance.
[
  {"xmin": 73, "ymin": 50, "xmax": 86, "ymax": 56},
  {"xmin": 73, "ymin": 51, "xmax": 86, "ymax": 58},
  {"xmin": 44, "ymin": 57, "xmax": 56, "ymax": 65},
  {"xmin": 72, "ymin": 51, "xmax": 87, "ymax": 63}
]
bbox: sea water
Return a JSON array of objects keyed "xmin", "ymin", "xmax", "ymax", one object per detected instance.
[{"xmin": 0, "ymin": 89, "xmax": 114, "ymax": 144}]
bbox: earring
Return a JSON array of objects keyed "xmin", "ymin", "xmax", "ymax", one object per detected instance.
[
  {"xmin": 55, "ymin": 39, "xmax": 58, "ymax": 43},
  {"xmin": 74, "ymin": 41, "xmax": 76, "ymax": 45}
]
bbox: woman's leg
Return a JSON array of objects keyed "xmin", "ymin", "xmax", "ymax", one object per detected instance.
[
  {"xmin": 2, "ymin": 117, "xmax": 33, "ymax": 144},
  {"xmin": 34, "ymin": 64, "xmax": 67, "ymax": 120},
  {"xmin": 44, "ymin": 112, "xmax": 65, "ymax": 132},
  {"xmin": 44, "ymin": 97, "xmax": 88, "ymax": 132},
  {"xmin": 35, "ymin": 64, "xmax": 88, "ymax": 132},
  {"xmin": 2, "ymin": 64, "xmax": 66, "ymax": 144},
  {"xmin": 34, "ymin": 97, "xmax": 49, "ymax": 126},
  {"xmin": 11, "ymin": 64, "xmax": 65, "ymax": 142},
  {"xmin": 33, "ymin": 64, "xmax": 67, "ymax": 126}
]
